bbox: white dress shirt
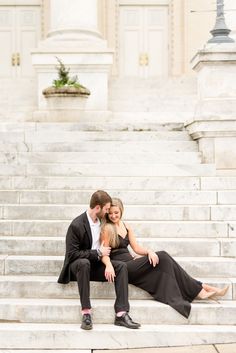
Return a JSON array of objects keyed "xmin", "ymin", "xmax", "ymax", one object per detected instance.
[{"xmin": 86, "ymin": 211, "xmax": 101, "ymax": 250}]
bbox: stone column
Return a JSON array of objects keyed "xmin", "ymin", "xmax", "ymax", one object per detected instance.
[
  {"xmin": 48, "ymin": 0, "xmax": 101, "ymax": 42},
  {"xmin": 31, "ymin": 0, "xmax": 113, "ymax": 120},
  {"xmin": 185, "ymin": 43, "xmax": 236, "ymax": 172}
]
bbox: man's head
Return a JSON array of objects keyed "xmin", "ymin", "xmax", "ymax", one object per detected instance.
[{"xmin": 89, "ymin": 190, "xmax": 112, "ymax": 219}]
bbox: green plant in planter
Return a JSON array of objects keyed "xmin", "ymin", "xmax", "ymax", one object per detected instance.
[{"xmin": 43, "ymin": 57, "xmax": 90, "ymax": 97}]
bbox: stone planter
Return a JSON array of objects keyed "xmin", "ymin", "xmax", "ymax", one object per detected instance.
[{"xmin": 42, "ymin": 86, "xmax": 90, "ymax": 110}]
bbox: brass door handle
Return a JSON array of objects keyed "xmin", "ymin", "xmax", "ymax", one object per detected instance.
[
  {"xmin": 144, "ymin": 53, "xmax": 149, "ymax": 66},
  {"xmin": 139, "ymin": 53, "xmax": 149, "ymax": 66},
  {"xmin": 12, "ymin": 53, "xmax": 16, "ymax": 66},
  {"xmin": 16, "ymin": 53, "xmax": 20, "ymax": 66},
  {"xmin": 139, "ymin": 53, "xmax": 145, "ymax": 66}
]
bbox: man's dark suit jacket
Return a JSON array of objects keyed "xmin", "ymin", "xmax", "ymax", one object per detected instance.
[{"xmin": 58, "ymin": 211, "xmax": 99, "ymax": 284}]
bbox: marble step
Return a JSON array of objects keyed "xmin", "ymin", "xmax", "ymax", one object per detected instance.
[
  {"xmin": 1, "ymin": 255, "xmax": 236, "ymax": 277},
  {"xmin": 201, "ymin": 177, "xmax": 236, "ymax": 190},
  {"xmin": 0, "ymin": 120, "xmax": 187, "ymax": 132},
  {"xmin": 2, "ymin": 205, "xmax": 236, "ymax": 221},
  {"xmin": 0, "ymin": 220, "xmax": 230, "ymax": 237},
  {"xmin": 1, "ymin": 204, "xmax": 215, "ymax": 221},
  {"xmin": 0, "ymin": 351, "xmax": 88, "ymax": 353},
  {"xmin": 22, "ymin": 131, "xmax": 193, "ymax": 142},
  {"xmin": 0, "ymin": 351, "xmax": 87, "ymax": 353},
  {"xmin": 1, "ymin": 176, "xmax": 203, "ymax": 191},
  {"xmin": 2, "ymin": 176, "xmax": 236, "ymax": 191},
  {"xmin": 0, "ymin": 275, "xmax": 233, "ymax": 300},
  {"xmin": 0, "ymin": 323, "xmax": 236, "ymax": 349},
  {"xmin": 0, "ymin": 190, "xmax": 218, "ymax": 205},
  {"xmin": 0, "ymin": 141, "xmax": 198, "ymax": 153},
  {"xmin": 2, "ymin": 151, "xmax": 201, "ymax": 164},
  {"xmin": 0, "ymin": 130, "xmax": 192, "ymax": 142},
  {"xmin": 22, "ymin": 163, "xmax": 216, "ymax": 177},
  {"xmin": 1, "ymin": 298, "xmax": 236, "ymax": 325},
  {"xmin": 0, "ymin": 163, "xmax": 215, "ymax": 178},
  {"xmin": 1, "ymin": 236, "xmax": 232, "ymax": 257}
]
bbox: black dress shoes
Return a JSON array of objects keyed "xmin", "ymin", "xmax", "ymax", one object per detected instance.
[
  {"xmin": 81, "ymin": 313, "xmax": 93, "ymax": 330},
  {"xmin": 114, "ymin": 313, "xmax": 141, "ymax": 329}
]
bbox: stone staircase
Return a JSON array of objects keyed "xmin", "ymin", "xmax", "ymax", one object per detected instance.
[{"xmin": 0, "ymin": 121, "xmax": 236, "ymax": 350}]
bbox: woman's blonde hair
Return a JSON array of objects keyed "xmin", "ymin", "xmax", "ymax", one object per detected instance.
[
  {"xmin": 111, "ymin": 198, "xmax": 124, "ymax": 217},
  {"xmin": 101, "ymin": 197, "xmax": 124, "ymax": 248},
  {"xmin": 101, "ymin": 222, "xmax": 119, "ymax": 248}
]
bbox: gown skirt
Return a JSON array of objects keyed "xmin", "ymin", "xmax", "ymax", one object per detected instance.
[{"xmin": 110, "ymin": 236, "xmax": 203, "ymax": 318}]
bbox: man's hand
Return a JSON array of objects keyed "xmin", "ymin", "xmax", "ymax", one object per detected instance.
[
  {"xmin": 105, "ymin": 264, "xmax": 116, "ymax": 282},
  {"xmin": 99, "ymin": 241, "xmax": 111, "ymax": 257}
]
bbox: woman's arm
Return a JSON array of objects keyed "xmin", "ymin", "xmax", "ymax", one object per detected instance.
[
  {"xmin": 100, "ymin": 226, "xmax": 116, "ymax": 282},
  {"xmin": 126, "ymin": 223, "xmax": 159, "ymax": 267}
]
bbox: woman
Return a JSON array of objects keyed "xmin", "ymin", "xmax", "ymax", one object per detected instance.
[{"xmin": 100, "ymin": 198, "xmax": 229, "ymax": 319}]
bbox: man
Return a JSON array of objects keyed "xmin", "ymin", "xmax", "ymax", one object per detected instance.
[{"xmin": 58, "ymin": 190, "xmax": 140, "ymax": 330}]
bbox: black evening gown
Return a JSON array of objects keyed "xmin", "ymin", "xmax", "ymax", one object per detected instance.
[{"xmin": 110, "ymin": 234, "xmax": 203, "ymax": 318}]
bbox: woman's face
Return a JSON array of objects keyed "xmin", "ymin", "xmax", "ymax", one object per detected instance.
[{"xmin": 108, "ymin": 206, "xmax": 121, "ymax": 224}]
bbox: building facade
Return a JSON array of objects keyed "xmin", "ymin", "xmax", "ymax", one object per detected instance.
[{"xmin": 0, "ymin": 0, "xmax": 236, "ymax": 120}]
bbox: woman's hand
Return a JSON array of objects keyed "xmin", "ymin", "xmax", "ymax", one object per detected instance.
[
  {"xmin": 105, "ymin": 264, "xmax": 116, "ymax": 282},
  {"xmin": 147, "ymin": 251, "xmax": 159, "ymax": 267}
]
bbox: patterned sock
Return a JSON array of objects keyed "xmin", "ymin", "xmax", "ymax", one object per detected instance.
[
  {"xmin": 82, "ymin": 308, "xmax": 92, "ymax": 315},
  {"xmin": 116, "ymin": 311, "xmax": 126, "ymax": 317}
]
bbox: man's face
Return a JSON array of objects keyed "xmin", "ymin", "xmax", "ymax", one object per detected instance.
[{"xmin": 96, "ymin": 202, "xmax": 111, "ymax": 219}]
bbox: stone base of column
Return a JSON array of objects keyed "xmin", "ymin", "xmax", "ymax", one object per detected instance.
[
  {"xmin": 185, "ymin": 117, "xmax": 236, "ymax": 172},
  {"xmin": 32, "ymin": 109, "xmax": 112, "ymax": 123},
  {"xmin": 31, "ymin": 46, "xmax": 113, "ymax": 114},
  {"xmin": 187, "ymin": 43, "xmax": 236, "ymax": 173}
]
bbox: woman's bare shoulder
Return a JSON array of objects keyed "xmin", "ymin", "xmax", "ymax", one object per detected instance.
[{"xmin": 124, "ymin": 222, "xmax": 132, "ymax": 231}]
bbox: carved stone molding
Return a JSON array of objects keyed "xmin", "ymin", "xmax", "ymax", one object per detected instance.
[
  {"xmin": 170, "ymin": 0, "xmax": 185, "ymax": 76},
  {"xmin": 41, "ymin": 0, "xmax": 50, "ymax": 39}
]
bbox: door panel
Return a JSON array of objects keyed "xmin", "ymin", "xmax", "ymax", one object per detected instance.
[
  {"xmin": 120, "ymin": 5, "xmax": 168, "ymax": 78},
  {"xmin": 120, "ymin": 7, "xmax": 142, "ymax": 77},
  {"xmin": 0, "ymin": 8, "xmax": 15, "ymax": 77},
  {"xmin": 17, "ymin": 7, "xmax": 40, "ymax": 77},
  {"xmin": 0, "ymin": 5, "xmax": 40, "ymax": 78}
]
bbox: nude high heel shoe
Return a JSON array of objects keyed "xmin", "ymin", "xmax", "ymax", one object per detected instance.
[{"xmin": 213, "ymin": 285, "xmax": 229, "ymax": 298}]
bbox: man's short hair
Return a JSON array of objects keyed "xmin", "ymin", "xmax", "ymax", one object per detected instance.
[{"xmin": 90, "ymin": 190, "xmax": 112, "ymax": 209}]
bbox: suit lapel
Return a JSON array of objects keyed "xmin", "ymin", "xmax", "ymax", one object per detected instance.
[{"xmin": 83, "ymin": 212, "xmax": 93, "ymax": 248}]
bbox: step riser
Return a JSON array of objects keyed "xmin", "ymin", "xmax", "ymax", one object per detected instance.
[
  {"xmin": 0, "ymin": 121, "xmax": 185, "ymax": 132},
  {"xmin": 2, "ymin": 176, "xmax": 236, "ymax": 191},
  {"xmin": 0, "ymin": 221, "xmax": 229, "ymax": 237},
  {"xmin": 3, "ymin": 206, "xmax": 236, "ymax": 221},
  {"xmin": 1, "ymin": 176, "xmax": 202, "ymax": 191},
  {"xmin": 0, "ymin": 190, "xmax": 218, "ymax": 205},
  {"xmin": 0, "ymin": 279, "xmax": 232, "ymax": 300},
  {"xmin": 0, "ymin": 238, "xmax": 226, "ymax": 257},
  {"xmin": 25, "ymin": 164, "xmax": 214, "ymax": 177},
  {"xmin": 0, "ymin": 141, "xmax": 198, "ymax": 152},
  {"xmin": 7, "ymin": 152, "xmax": 201, "ymax": 164},
  {"xmin": 1, "ymin": 302, "xmax": 236, "ymax": 325},
  {"xmin": 23, "ymin": 131, "xmax": 193, "ymax": 142},
  {"xmin": 1, "ymin": 190, "xmax": 235, "ymax": 206},
  {"xmin": 1, "ymin": 205, "xmax": 213, "ymax": 221},
  {"xmin": 2, "ymin": 258, "xmax": 236, "ymax": 277},
  {"xmin": 1, "ymin": 325, "xmax": 236, "ymax": 349},
  {"xmin": 0, "ymin": 164, "xmax": 215, "ymax": 177}
]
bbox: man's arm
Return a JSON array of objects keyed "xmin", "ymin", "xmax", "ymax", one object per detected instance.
[{"xmin": 66, "ymin": 223, "xmax": 98, "ymax": 262}]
